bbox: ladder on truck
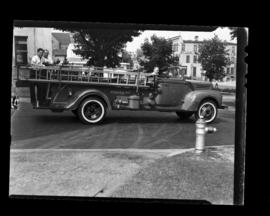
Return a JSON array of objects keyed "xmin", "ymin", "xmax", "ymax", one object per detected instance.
[{"xmin": 16, "ymin": 65, "xmax": 150, "ymax": 87}]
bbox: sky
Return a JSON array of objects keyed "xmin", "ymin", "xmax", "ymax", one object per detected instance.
[
  {"xmin": 125, "ymin": 27, "xmax": 236, "ymax": 52},
  {"xmin": 52, "ymin": 27, "xmax": 237, "ymax": 53}
]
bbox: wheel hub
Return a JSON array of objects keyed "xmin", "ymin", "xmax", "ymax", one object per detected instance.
[
  {"xmin": 199, "ymin": 103, "xmax": 215, "ymax": 121},
  {"xmin": 84, "ymin": 102, "xmax": 102, "ymax": 120}
]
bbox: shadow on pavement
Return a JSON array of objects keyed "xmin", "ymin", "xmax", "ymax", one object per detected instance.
[
  {"xmin": 35, "ymin": 114, "xmax": 82, "ymax": 125},
  {"xmin": 11, "ymin": 114, "xmax": 91, "ymax": 141},
  {"xmin": 103, "ymin": 116, "xmax": 194, "ymax": 124}
]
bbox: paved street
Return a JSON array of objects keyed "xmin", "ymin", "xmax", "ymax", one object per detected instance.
[{"xmin": 11, "ymin": 101, "xmax": 235, "ymax": 149}]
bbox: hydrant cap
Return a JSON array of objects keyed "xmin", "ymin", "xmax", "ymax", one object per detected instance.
[{"xmin": 196, "ymin": 118, "xmax": 206, "ymax": 124}]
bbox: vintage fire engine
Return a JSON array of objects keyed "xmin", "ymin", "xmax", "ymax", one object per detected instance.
[{"xmin": 16, "ymin": 65, "xmax": 226, "ymax": 124}]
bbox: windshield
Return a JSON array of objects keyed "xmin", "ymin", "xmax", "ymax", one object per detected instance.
[{"xmin": 160, "ymin": 66, "xmax": 186, "ymax": 80}]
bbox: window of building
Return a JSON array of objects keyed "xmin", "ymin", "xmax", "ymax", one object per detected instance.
[
  {"xmin": 193, "ymin": 55, "xmax": 197, "ymax": 63},
  {"xmin": 194, "ymin": 44, "xmax": 198, "ymax": 53},
  {"xmin": 14, "ymin": 36, "xmax": 28, "ymax": 65},
  {"xmin": 182, "ymin": 43, "xmax": 185, "ymax": 52},
  {"xmin": 193, "ymin": 67, "xmax": 196, "ymax": 77},
  {"xmin": 231, "ymin": 67, "xmax": 234, "ymax": 74},
  {"xmin": 60, "ymin": 44, "xmax": 69, "ymax": 50},
  {"xmin": 231, "ymin": 57, "xmax": 235, "ymax": 64},
  {"xmin": 227, "ymin": 67, "xmax": 230, "ymax": 74},
  {"xmin": 232, "ymin": 46, "xmax": 236, "ymax": 56},
  {"xmin": 183, "ymin": 68, "xmax": 187, "ymax": 75},
  {"xmin": 172, "ymin": 43, "xmax": 178, "ymax": 52},
  {"xmin": 186, "ymin": 55, "xmax": 190, "ymax": 63}
]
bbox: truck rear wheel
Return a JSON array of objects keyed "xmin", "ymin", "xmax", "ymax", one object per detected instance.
[{"xmin": 77, "ymin": 97, "xmax": 107, "ymax": 124}]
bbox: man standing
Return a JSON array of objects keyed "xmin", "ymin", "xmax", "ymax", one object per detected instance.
[
  {"xmin": 151, "ymin": 66, "xmax": 159, "ymax": 76},
  {"xmin": 43, "ymin": 49, "xmax": 53, "ymax": 66},
  {"xmin": 31, "ymin": 48, "xmax": 44, "ymax": 66}
]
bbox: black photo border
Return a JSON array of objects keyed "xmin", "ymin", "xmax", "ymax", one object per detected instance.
[{"xmin": 8, "ymin": 20, "xmax": 248, "ymax": 208}]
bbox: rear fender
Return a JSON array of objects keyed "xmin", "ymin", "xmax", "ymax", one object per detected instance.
[
  {"xmin": 65, "ymin": 89, "xmax": 112, "ymax": 111},
  {"xmin": 181, "ymin": 90, "xmax": 222, "ymax": 111}
]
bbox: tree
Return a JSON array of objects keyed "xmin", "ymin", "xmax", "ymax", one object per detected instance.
[
  {"xmin": 229, "ymin": 27, "xmax": 238, "ymax": 40},
  {"xmin": 198, "ymin": 35, "xmax": 230, "ymax": 82},
  {"xmin": 139, "ymin": 35, "xmax": 179, "ymax": 72},
  {"xmin": 57, "ymin": 28, "xmax": 141, "ymax": 67},
  {"xmin": 121, "ymin": 50, "xmax": 134, "ymax": 68}
]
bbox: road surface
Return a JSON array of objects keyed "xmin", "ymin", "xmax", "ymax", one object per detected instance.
[{"xmin": 10, "ymin": 101, "xmax": 235, "ymax": 149}]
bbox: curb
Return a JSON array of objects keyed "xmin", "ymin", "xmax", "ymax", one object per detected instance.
[
  {"xmin": 10, "ymin": 148, "xmax": 193, "ymax": 155},
  {"xmin": 11, "ymin": 145, "xmax": 234, "ymax": 157},
  {"xmin": 166, "ymin": 148, "xmax": 194, "ymax": 157}
]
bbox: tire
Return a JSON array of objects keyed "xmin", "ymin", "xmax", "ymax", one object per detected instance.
[
  {"xmin": 77, "ymin": 97, "xmax": 107, "ymax": 124},
  {"xmin": 176, "ymin": 111, "xmax": 193, "ymax": 120},
  {"xmin": 194, "ymin": 99, "xmax": 218, "ymax": 123}
]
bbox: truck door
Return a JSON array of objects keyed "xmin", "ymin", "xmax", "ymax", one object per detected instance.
[{"xmin": 155, "ymin": 78, "xmax": 191, "ymax": 106}]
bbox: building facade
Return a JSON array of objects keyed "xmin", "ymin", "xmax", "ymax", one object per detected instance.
[
  {"xmin": 52, "ymin": 32, "xmax": 71, "ymax": 62},
  {"xmin": 12, "ymin": 27, "xmax": 53, "ymax": 66},
  {"xmin": 12, "ymin": 27, "xmax": 53, "ymax": 97},
  {"xmin": 169, "ymin": 35, "xmax": 237, "ymax": 81}
]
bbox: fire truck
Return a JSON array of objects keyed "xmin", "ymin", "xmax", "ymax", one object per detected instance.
[{"xmin": 15, "ymin": 65, "xmax": 226, "ymax": 124}]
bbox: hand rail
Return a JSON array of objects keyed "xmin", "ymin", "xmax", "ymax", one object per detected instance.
[
  {"xmin": 16, "ymin": 66, "xmax": 150, "ymax": 87},
  {"xmin": 19, "ymin": 66, "xmax": 144, "ymax": 76}
]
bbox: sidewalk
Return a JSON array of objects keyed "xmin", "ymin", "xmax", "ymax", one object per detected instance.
[
  {"xmin": 9, "ymin": 149, "xmax": 190, "ymax": 197},
  {"xmin": 112, "ymin": 145, "xmax": 234, "ymax": 204},
  {"xmin": 9, "ymin": 146, "xmax": 234, "ymax": 204}
]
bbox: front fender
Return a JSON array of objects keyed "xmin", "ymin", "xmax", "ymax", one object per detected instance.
[
  {"xmin": 65, "ymin": 89, "xmax": 112, "ymax": 111},
  {"xmin": 181, "ymin": 90, "xmax": 222, "ymax": 111}
]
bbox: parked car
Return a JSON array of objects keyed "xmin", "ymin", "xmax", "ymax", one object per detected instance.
[{"xmin": 16, "ymin": 65, "xmax": 226, "ymax": 124}]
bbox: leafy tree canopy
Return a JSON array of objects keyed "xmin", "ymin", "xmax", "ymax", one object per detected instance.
[
  {"xmin": 56, "ymin": 28, "xmax": 141, "ymax": 67},
  {"xmin": 228, "ymin": 27, "xmax": 238, "ymax": 40},
  {"xmin": 121, "ymin": 50, "xmax": 133, "ymax": 68},
  {"xmin": 139, "ymin": 35, "xmax": 179, "ymax": 72},
  {"xmin": 198, "ymin": 35, "xmax": 230, "ymax": 81}
]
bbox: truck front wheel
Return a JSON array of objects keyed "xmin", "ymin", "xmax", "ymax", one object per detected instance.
[
  {"xmin": 77, "ymin": 97, "xmax": 107, "ymax": 124},
  {"xmin": 194, "ymin": 99, "xmax": 217, "ymax": 123}
]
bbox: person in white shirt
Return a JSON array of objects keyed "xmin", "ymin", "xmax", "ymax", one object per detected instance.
[
  {"xmin": 151, "ymin": 66, "xmax": 159, "ymax": 76},
  {"xmin": 31, "ymin": 48, "xmax": 44, "ymax": 66},
  {"xmin": 43, "ymin": 49, "xmax": 53, "ymax": 66}
]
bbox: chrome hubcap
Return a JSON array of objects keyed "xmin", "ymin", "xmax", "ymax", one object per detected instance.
[
  {"xmin": 84, "ymin": 102, "xmax": 102, "ymax": 120},
  {"xmin": 199, "ymin": 103, "xmax": 216, "ymax": 122}
]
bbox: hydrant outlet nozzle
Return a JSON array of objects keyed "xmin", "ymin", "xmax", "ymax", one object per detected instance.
[{"xmin": 205, "ymin": 126, "xmax": 217, "ymax": 133}]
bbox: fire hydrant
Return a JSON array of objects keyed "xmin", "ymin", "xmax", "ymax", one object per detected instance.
[{"xmin": 195, "ymin": 117, "xmax": 217, "ymax": 153}]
